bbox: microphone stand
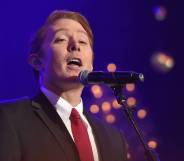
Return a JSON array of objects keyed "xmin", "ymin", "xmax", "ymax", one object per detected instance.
[{"xmin": 111, "ymin": 85, "xmax": 160, "ymax": 161}]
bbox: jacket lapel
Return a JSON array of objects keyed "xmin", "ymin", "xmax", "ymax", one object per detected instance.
[
  {"xmin": 31, "ymin": 91, "xmax": 79, "ymax": 161},
  {"xmin": 84, "ymin": 111, "xmax": 114, "ymax": 161}
]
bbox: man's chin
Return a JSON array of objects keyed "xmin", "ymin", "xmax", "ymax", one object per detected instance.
[
  {"xmin": 66, "ymin": 65, "xmax": 81, "ymax": 74},
  {"xmin": 61, "ymin": 75, "xmax": 81, "ymax": 84},
  {"xmin": 60, "ymin": 78, "xmax": 84, "ymax": 90}
]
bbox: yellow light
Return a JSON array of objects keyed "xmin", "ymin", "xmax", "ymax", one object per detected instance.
[
  {"xmin": 91, "ymin": 85, "xmax": 103, "ymax": 98},
  {"xmin": 127, "ymin": 97, "xmax": 136, "ymax": 107},
  {"xmin": 126, "ymin": 83, "xmax": 135, "ymax": 92},
  {"xmin": 137, "ymin": 109, "xmax": 147, "ymax": 119},
  {"xmin": 90, "ymin": 104, "xmax": 100, "ymax": 114},
  {"xmin": 112, "ymin": 99, "xmax": 121, "ymax": 109},
  {"xmin": 107, "ymin": 63, "xmax": 117, "ymax": 72},
  {"xmin": 148, "ymin": 140, "xmax": 158, "ymax": 149},
  {"xmin": 165, "ymin": 58, "xmax": 174, "ymax": 68},
  {"xmin": 102, "ymin": 101, "xmax": 111, "ymax": 112},
  {"xmin": 105, "ymin": 114, "xmax": 116, "ymax": 123}
]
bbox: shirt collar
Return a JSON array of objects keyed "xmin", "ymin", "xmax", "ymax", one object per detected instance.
[{"xmin": 40, "ymin": 86, "xmax": 84, "ymax": 121}]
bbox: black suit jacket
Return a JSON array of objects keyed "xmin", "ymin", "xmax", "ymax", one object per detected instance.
[{"xmin": 0, "ymin": 91, "xmax": 127, "ymax": 161}]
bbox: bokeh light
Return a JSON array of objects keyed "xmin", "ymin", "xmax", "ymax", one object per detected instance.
[
  {"xmin": 127, "ymin": 152, "xmax": 131, "ymax": 160},
  {"xmin": 148, "ymin": 140, "xmax": 158, "ymax": 149},
  {"xmin": 137, "ymin": 109, "xmax": 147, "ymax": 119},
  {"xmin": 151, "ymin": 52, "xmax": 174, "ymax": 73},
  {"xmin": 107, "ymin": 63, "xmax": 117, "ymax": 72},
  {"xmin": 126, "ymin": 83, "xmax": 135, "ymax": 92},
  {"xmin": 153, "ymin": 6, "xmax": 167, "ymax": 21},
  {"xmin": 127, "ymin": 97, "xmax": 137, "ymax": 107},
  {"xmin": 105, "ymin": 114, "xmax": 116, "ymax": 123},
  {"xmin": 90, "ymin": 104, "xmax": 100, "ymax": 114},
  {"xmin": 101, "ymin": 101, "xmax": 111, "ymax": 112},
  {"xmin": 112, "ymin": 99, "xmax": 122, "ymax": 109},
  {"xmin": 91, "ymin": 85, "xmax": 103, "ymax": 98}
]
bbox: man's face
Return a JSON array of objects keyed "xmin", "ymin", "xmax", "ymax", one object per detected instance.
[{"xmin": 39, "ymin": 18, "xmax": 93, "ymax": 90}]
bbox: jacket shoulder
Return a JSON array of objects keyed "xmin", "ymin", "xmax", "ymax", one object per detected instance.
[{"xmin": 0, "ymin": 97, "xmax": 31, "ymax": 111}]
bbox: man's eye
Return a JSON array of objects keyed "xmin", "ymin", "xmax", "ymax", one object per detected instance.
[
  {"xmin": 79, "ymin": 40, "xmax": 87, "ymax": 44},
  {"xmin": 54, "ymin": 38, "xmax": 66, "ymax": 43}
]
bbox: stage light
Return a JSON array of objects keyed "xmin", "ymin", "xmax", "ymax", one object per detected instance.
[
  {"xmin": 105, "ymin": 114, "xmax": 116, "ymax": 123},
  {"xmin": 112, "ymin": 99, "xmax": 121, "ymax": 109},
  {"xmin": 90, "ymin": 104, "xmax": 100, "ymax": 114},
  {"xmin": 101, "ymin": 101, "xmax": 111, "ymax": 112},
  {"xmin": 126, "ymin": 83, "xmax": 135, "ymax": 92},
  {"xmin": 107, "ymin": 63, "xmax": 117, "ymax": 72},
  {"xmin": 137, "ymin": 109, "xmax": 147, "ymax": 119},
  {"xmin": 151, "ymin": 52, "xmax": 174, "ymax": 73},
  {"xmin": 153, "ymin": 6, "xmax": 167, "ymax": 21},
  {"xmin": 91, "ymin": 85, "xmax": 103, "ymax": 98},
  {"xmin": 148, "ymin": 140, "xmax": 158, "ymax": 149},
  {"xmin": 127, "ymin": 97, "xmax": 136, "ymax": 107}
]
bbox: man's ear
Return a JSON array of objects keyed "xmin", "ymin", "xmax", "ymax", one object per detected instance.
[{"xmin": 28, "ymin": 54, "xmax": 43, "ymax": 71}]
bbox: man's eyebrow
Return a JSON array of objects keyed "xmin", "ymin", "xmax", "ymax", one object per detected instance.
[{"xmin": 54, "ymin": 28, "xmax": 88, "ymax": 36}]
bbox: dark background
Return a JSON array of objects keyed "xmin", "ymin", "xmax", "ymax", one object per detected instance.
[{"xmin": 0, "ymin": 0, "xmax": 183, "ymax": 161}]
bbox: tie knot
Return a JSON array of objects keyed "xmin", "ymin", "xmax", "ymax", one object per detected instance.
[{"xmin": 70, "ymin": 108, "xmax": 81, "ymax": 121}]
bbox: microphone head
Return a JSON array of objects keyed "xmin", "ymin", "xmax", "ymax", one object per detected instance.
[
  {"xmin": 78, "ymin": 70, "xmax": 90, "ymax": 85},
  {"xmin": 78, "ymin": 70, "xmax": 144, "ymax": 85},
  {"xmin": 139, "ymin": 73, "xmax": 144, "ymax": 82}
]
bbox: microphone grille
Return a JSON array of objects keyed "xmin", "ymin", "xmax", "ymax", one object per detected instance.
[
  {"xmin": 139, "ymin": 73, "xmax": 144, "ymax": 82},
  {"xmin": 79, "ymin": 70, "xmax": 90, "ymax": 85}
]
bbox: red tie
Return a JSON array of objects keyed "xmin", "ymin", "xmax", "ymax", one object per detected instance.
[{"xmin": 70, "ymin": 108, "xmax": 94, "ymax": 161}]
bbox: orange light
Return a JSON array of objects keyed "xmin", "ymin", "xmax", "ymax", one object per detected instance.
[
  {"xmin": 102, "ymin": 101, "xmax": 111, "ymax": 112},
  {"xmin": 127, "ymin": 97, "xmax": 136, "ymax": 107},
  {"xmin": 91, "ymin": 85, "xmax": 103, "ymax": 98},
  {"xmin": 148, "ymin": 140, "xmax": 158, "ymax": 149},
  {"xmin": 137, "ymin": 109, "xmax": 147, "ymax": 119},
  {"xmin": 105, "ymin": 114, "xmax": 116, "ymax": 123},
  {"xmin": 90, "ymin": 104, "xmax": 100, "ymax": 114},
  {"xmin": 126, "ymin": 83, "xmax": 135, "ymax": 92},
  {"xmin": 157, "ymin": 53, "xmax": 167, "ymax": 63},
  {"xmin": 107, "ymin": 63, "xmax": 117, "ymax": 72},
  {"xmin": 151, "ymin": 52, "xmax": 174, "ymax": 73},
  {"xmin": 112, "ymin": 99, "xmax": 121, "ymax": 109}
]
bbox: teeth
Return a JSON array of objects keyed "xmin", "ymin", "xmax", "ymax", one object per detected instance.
[
  {"xmin": 70, "ymin": 59, "xmax": 80, "ymax": 63},
  {"xmin": 67, "ymin": 58, "xmax": 82, "ymax": 66}
]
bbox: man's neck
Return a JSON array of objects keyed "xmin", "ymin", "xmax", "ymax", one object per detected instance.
[
  {"xmin": 42, "ymin": 83, "xmax": 83, "ymax": 107},
  {"xmin": 59, "ymin": 89, "xmax": 82, "ymax": 107}
]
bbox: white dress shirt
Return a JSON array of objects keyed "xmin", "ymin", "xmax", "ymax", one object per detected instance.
[{"xmin": 41, "ymin": 86, "xmax": 99, "ymax": 161}]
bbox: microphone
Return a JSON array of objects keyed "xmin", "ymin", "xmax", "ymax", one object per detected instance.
[{"xmin": 78, "ymin": 70, "xmax": 144, "ymax": 85}]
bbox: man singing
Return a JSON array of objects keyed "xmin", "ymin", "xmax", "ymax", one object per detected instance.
[{"xmin": 0, "ymin": 10, "xmax": 127, "ymax": 161}]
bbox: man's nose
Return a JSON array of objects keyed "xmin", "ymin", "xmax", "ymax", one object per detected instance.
[{"xmin": 68, "ymin": 40, "xmax": 80, "ymax": 52}]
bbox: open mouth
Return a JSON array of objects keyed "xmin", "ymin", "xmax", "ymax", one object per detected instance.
[{"xmin": 67, "ymin": 58, "xmax": 82, "ymax": 67}]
